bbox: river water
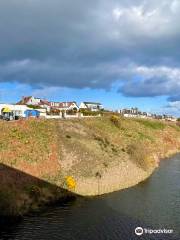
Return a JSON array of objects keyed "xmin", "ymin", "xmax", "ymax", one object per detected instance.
[{"xmin": 0, "ymin": 154, "xmax": 180, "ymax": 240}]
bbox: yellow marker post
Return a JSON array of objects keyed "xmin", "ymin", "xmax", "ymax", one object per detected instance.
[{"xmin": 66, "ymin": 176, "xmax": 76, "ymax": 190}]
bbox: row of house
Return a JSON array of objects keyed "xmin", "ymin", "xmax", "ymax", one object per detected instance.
[
  {"xmin": 117, "ymin": 107, "xmax": 177, "ymax": 122},
  {"xmin": 0, "ymin": 96, "xmax": 104, "ymax": 120},
  {"xmin": 118, "ymin": 108, "xmax": 151, "ymax": 118},
  {"xmin": 0, "ymin": 97, "xmax": 177, "ymax": 122},
  {"xmin": 17, "ymin": 96, "xmax": 103, "ymax": 112}
]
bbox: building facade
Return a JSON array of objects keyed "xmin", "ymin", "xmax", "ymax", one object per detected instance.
[{"xmin": 79, "ymin": 102, "xmax": 103, "ymax": 111}]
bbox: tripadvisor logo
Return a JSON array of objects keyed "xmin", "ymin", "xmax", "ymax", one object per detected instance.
[
  {"xmin": 135, "ymin": 226, "xmax": 173, "ymax": 236},
  {"xmin": 135, "ymin": 227, "xmax": 143, "ymax": 236}
]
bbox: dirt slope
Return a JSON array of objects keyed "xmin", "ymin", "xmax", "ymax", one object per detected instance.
[{"xmin": 0, "ymin": 116, "xmax": 180, "ymax": 215}]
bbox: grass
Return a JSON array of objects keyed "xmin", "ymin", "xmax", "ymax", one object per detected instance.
[
  {"xmin": 0, "ymin": 119, "xmax": 59, "ymax": 166},
  {"xmin": 137, "ymin": 131, "xmax": 154, "ymax": 142},
  {"xmin": 135, "ymin": 118, "xmax": 165, "ymax": 130},
  {"xmin": 127, "ymin": 141, "xmax": 155, "ymax": 170},
  {"xmin": 1, "ymin": 116, "xmax": 180, "ymax": 215},
  {"xmin": 169, "ymin": 124, "xmax": 180, "ymax": 132}
]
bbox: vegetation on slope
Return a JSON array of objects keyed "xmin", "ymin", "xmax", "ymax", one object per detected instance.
[
  {"xmin": 0, "ymin": 116, "xmax": 180, "ymax": 215},
  {"xmin": 0, "ymin": 119, "xmax": 69, "ymax": 216}
]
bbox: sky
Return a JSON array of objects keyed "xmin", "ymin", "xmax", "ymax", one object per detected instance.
[{"xmin": 0, "ymin": 0, "xmax": 180, "ymax": 116}]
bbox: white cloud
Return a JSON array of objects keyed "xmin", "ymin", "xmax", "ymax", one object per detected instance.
[
  {"xmin": 167, "ymin": 101, "xmax": 180, "ymax": 110},
  {"xmin": 110, "ymin": 1, "xmax": 177, "ymax": 41},
  {"xmin": 170, "ymin": 0, "xmax": 180, "ymax": 13}
]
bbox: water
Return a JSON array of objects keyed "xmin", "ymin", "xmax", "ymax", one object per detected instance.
[{"xmin": 0, "ymin": 154, "xmax": 180, "ymax": 240}]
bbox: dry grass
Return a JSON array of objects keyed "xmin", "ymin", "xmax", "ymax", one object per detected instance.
[{"xmin": 126, "ymin": 141, "xmax": 155, "ymax": 170}]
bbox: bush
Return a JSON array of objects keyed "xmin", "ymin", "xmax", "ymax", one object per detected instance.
[
  {"xmin": 27, "ymin": 105, "xmax": 42, "ymax": 109},
  {"xmin": 80, "ymin": 109, "xmax": 101, "ymax": 116},
  {"xmin": 110, "ymin": 115, "xmax": 121, "ymax": 128},
  {"xmin": 66, "ymin": 109, "xmax": 77, "ymax": 115},
  {"xmin": 50, "ymin": 109, "xmax": 60, "ymax": 115}
]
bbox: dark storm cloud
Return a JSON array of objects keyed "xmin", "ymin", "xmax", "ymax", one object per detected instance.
[
  {"xmin": 0, "ymin": 0, "xmax": 180, "ymax": 101},
  {"xmin": 168, "ymin": 95, "xmax": 180, "ymax": 102}
]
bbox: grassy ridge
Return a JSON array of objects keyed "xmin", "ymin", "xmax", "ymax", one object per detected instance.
[{"xmin": 0, "ymin": 116, "xmax": 180, "ymax": 215}]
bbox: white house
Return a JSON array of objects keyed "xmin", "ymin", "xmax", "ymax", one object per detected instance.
[
  {"xmin": 17, "ymin": 96, "xmax": 41, "ymax": 105},
  {"xmin": 57, "ymin": 102, "xmax": 79, "ymax": 111},
  {"xmin": 79, "ymin": 102, "xmax": 103, "ymax": 111},
  {"xmin": 17, "ymin": 97, "xmax": 79, "ymax": 113},
  {"xmin": 162, "ymin": 115, "xmax": 177, "ymax": 122},
  {"xmin": 17, "ymin": 96, "xmax": 51, "ymax": 112},
  {"xmin": 0, "ymin": 104, "xmax": 29, "ymax": 118},
  {"xmin": 35, "ymin": 108, "xmax": 47, "ymax": 117}
]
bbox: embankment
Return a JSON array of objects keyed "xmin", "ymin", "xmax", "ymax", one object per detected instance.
[{"xmin": 0, "ymin": 116, "xmax": 180, "ymax": 215}]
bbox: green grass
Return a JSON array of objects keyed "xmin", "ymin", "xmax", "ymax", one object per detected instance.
[
  {"xmin": 137, "ymin": 132, "xmax": 154, "ymax": 142},
  {"xmin": 135, "ymin": 119, "xmax": 165, "ymax": 130}
]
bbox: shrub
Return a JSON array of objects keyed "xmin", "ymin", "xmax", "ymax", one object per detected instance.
[
  {"xmin": 65, "ymin": 176, "xmax": 76, "ymax": 190},
  {"xmin": 27, "ymin": 105, "xmax": 42, "ymax": 109},
  {"xmin": 80, "ymin": 109, "xmax": 101, "ymax": 116},
  {"xmin": 66, "ymin": 109, "xmax": 77, "ymax": 115},
  {"xmin": 110, "ymin": 115, "xmax": 121, "ymax": 128},
  {"xmin": 50, "ymin": 108, "xmax": 60, "ymax": 115}
]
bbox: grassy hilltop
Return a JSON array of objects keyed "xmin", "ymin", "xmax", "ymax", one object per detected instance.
[{"xmin": 0, "ymin": 116, "xmax": 180, "ymax": 216}]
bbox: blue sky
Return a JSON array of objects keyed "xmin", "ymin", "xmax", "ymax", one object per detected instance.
[
  {"xmin": 0, "ymin": 81, "xmax": 169, "ymax": 114},
  {"xmin": 0, "ymin": 0, "xmax": 180, "ymax": 116}
]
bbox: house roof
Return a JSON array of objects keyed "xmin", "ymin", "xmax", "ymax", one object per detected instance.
[
  {"xmin": 17, "ymin": 97, "xmax": 78, "ymax": 109},
  {"xmin": 39, "ymin": 99, "xmax": 50, "ymax": 106},
  {"xmin": 16, "ymin": 96, "xmax": 32, "ymax": 105},
  {"xmin": 83, "ymin": 102, "xmax": 102, "ymax": 105},
  {"xmin": 17, "ymin": 96, "xmax": 50, "ymax": 106}
]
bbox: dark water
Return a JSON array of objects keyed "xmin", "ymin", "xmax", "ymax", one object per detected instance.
[{"xmin": 0, "ymin": 154, "xmax": 180, "ymax": 240}]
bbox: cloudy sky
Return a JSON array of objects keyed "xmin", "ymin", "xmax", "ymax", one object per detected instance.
[{"xmin": 0, "ymin": 0, "xmax": 180, "ymax": 115}]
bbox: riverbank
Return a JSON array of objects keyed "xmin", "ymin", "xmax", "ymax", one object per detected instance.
[
  {"xmin": 2, "ymin": 153, "xmax": 179, "ymax": 240},
  {"xmin": 58, "ymin": 116, "xmax": 180, "ymax": 196},
  {"xmin": 0, "ymin": 116, "xmax": 180, "ymax": 215}
]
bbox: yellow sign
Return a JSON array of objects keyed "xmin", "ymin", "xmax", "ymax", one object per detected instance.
[{"xmin": 66, "ymin": 176, "xmax": 76, "ymax": 190}]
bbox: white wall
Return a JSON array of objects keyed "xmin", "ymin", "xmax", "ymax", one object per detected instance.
[
  {"xmin": 45, "ymin": 115, "xmax": 62, "ymax": 119},
  {"xmin": 26, "ymin": 97, "xmax": 41, "ymax": 105},
  {"xmin": 0, "ymin": 104, "xmax": 29, "ymax": 117}
]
